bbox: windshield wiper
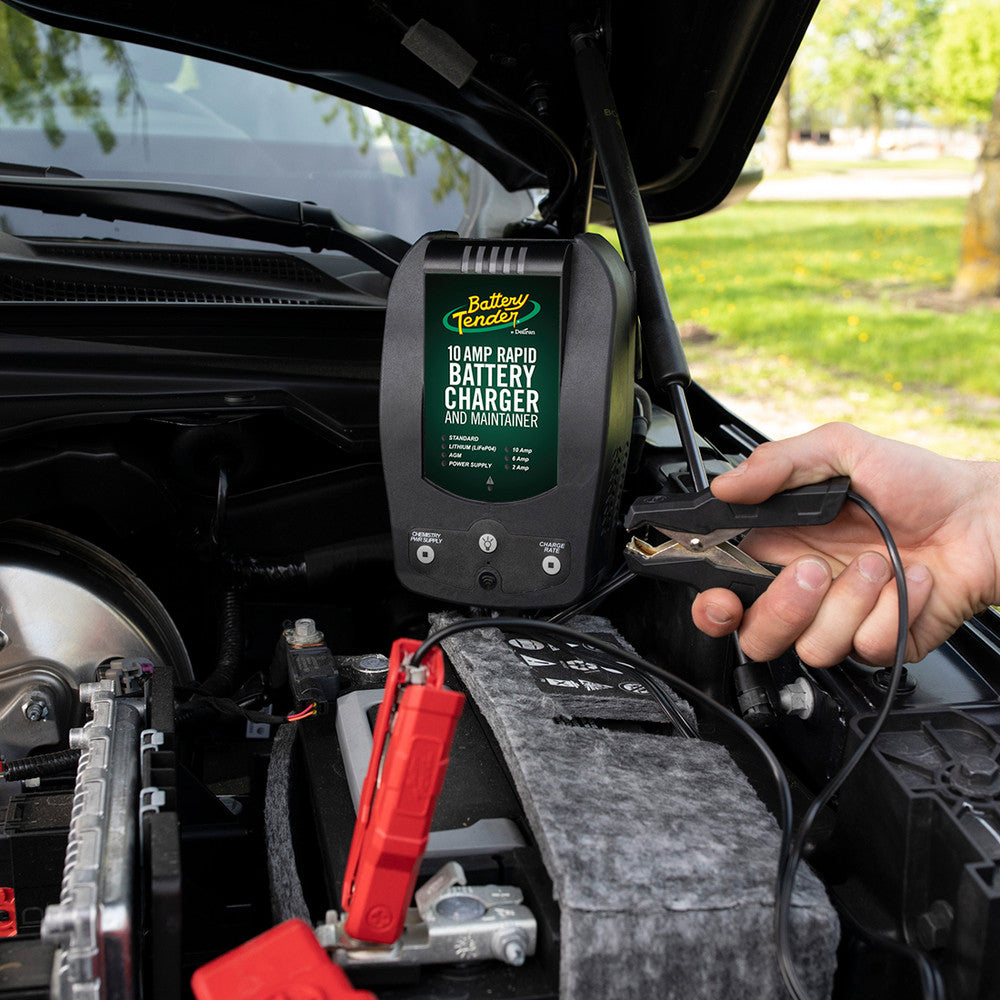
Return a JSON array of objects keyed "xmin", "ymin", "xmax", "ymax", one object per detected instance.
[
  {"xmin": 0, "ymin": 175, "xmax": 409, "ymax": 276},
  {"xmin": 0, "ymin": 161, "xmax": 84, "ymax": 179}
]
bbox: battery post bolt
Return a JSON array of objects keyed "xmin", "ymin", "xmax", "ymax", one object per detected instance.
[
  {"xmin": 492, "ymin": 927, "xmax": 528, "ymax": 966},
  {"xmin": 284, "ymin": 618, "xmax": 324, "ymax": 647}
]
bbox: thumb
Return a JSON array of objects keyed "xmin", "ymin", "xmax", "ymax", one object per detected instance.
[{"xmin": 711, "ymin": 422, "xmax": 865, "ymax": 505}]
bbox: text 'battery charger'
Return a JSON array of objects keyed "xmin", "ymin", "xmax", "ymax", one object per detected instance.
[{"xmin": 380, "ymin": 233, "xmax": 635, "ymax": 608}]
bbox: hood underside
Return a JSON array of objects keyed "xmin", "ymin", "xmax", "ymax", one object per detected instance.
[{"xmin": 8, "ymin": 0, "xmax": 818, "ymax": 223}]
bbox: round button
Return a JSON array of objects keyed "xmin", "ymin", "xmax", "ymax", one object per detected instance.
[
  {"xmin": 542, "ymin": 555, "xmax": 561, "ymax": 576},
  {"xmin": 478, "ymin": 533, "xmax": 498, "ymax": 554},
  {"xmin": 416, "ymin": 544, "xmax": 435, "ymax": 564}
]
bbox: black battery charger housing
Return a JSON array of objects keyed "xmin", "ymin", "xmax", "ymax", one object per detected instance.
[{"xmin": 380, "ymin": 232, "xmax": 636, "ymax": 608}]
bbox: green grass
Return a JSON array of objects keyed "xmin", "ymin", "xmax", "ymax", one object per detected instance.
[{"xmin": 597, "ymin": 199, "xmax": 1000, "ymax": 397}]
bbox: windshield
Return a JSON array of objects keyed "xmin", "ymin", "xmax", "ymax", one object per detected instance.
[{"xmin": 0, "ymin": 6, "xmax": 535, "ymax": 249}]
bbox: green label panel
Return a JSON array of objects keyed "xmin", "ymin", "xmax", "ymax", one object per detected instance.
[{"xmin": 423, "ymin": 272, "xmax": 561, "ymax": 502}]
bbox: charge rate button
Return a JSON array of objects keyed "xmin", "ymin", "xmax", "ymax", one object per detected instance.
[{"xmin": 541, "ymin": 555, "xmax": 561, "ymax": 576}]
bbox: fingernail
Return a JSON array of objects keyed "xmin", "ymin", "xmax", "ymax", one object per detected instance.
[
  {"xmin": 705, "ymin": 602, "xmax": 734, "ymax": 625},
  {"xmin": 795, "ymin": 558, "xmax": 829, "ymax": 591},
  {"xmin": 858, "ymin": 553, "xmax": 888, "ymax": 583},
  {"xmin": 719, "ymin": 461, "xmax": 748, "ymax": 478},
  {"xmin": 906, "ymin": 564, "xmax": 930, "ymax": 584}
]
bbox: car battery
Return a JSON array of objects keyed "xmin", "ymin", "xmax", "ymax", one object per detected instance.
[{"xmin": 380, "ymin": 233, "xmax": 636, "ymax": 608}]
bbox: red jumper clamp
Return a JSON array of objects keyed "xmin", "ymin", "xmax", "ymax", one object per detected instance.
[
  {"xmin": 341, "ymin": 637, "xmax": 465, "ymax": 944},
  {"xmin": 191, "ymin": 919, "xmax": 376, "ymax": 1000}
]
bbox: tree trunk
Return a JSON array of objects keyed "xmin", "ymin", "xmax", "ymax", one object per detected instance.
[
  {"xmin": 869, "ymin": 93, "xmax": 882, "ymax": 158},
  {"xmin": 766, "ymin": 74, "xmax": 792, "ymax": 171},
  {"xmin": 954, "ymin": 75, "xmax": 1000, "ymax": 299}
]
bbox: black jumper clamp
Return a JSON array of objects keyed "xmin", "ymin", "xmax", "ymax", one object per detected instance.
[
  {"xmin": 624, "ymin": 478, "xmax": 851, "ymax": 605},
  {"xmin": 624, "ymin": 477, "xmax": 850, "ymax": 727}
]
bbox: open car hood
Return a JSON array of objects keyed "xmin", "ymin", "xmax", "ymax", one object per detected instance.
[{"xmin": 7, "ymin": 0, "xmax": 817, "ymax": 223}]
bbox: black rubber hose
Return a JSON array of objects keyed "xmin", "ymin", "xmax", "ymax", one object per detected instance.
[
  {"xmin": 304, "ymin": 535, "xmax": 393, "ymax": 586},
  {"xmin": 2, "ymin": 748, "xmax": 81, "ymax": 781},
  {"xmin": 224, "ymin": 554, "xmax": 306, "ymax": 586},
  {"xmin": 199, "ymin": 587, "xmax": 243, "ymax": 697},
  {"xmin": 225, "ymin": 535, "xmax": 393, "ymax": 587}
]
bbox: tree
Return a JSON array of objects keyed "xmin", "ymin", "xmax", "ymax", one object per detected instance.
[
  {"xmin": 0, "ymin": 7, "xmax": 136, "ymax": 154},
  {"xmin": 765, "ymin": 73, "xmax": 792, "ymax": 171},
  {"xmin": 954, "ymin": 75, "xmax": 1000, "ymax": 297},
  {"xmin": 931, "ymin": 0, "xmax": 1000, "ymax": 125},
  {"xmin": 320, "ymin": 98, "xmax": 469, "ymax": 205},
  {"xmin": 799, "ymin": 0, "xmax": 942, "ymax": 155}
]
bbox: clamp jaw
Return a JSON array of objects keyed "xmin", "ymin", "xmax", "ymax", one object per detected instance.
[{"xmin": 624, "ymin": 477, "xmax": 850, "ymax": 603}]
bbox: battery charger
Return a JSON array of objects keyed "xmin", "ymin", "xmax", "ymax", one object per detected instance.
[{"xmin": 380, "ymin": 232, "xmax": 635, "ymax": 608}]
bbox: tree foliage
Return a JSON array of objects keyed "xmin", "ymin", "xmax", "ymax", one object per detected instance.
[
  {"xmin": 798, "ymin": 0, "xmax": 942, "ymax": 148},
  {"xmin": 320, "ymin": 98, "xmax": 469, "ymax": 205},
  {"xmin": 931, "ymin": 0, "xmax": 1000, "ymax": 124},
  {"xmin": 0, "ymin": 6, "xmax": 136, "ymax": 153}
]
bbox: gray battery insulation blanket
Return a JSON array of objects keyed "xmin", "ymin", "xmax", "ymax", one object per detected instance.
[
  {"xmin": 433, "ymin": 613, "xmax": 839, "ymax": 1000},
  {"xmin": 265, "ymin": 721, "xmax": 311, "ymax": 925}
]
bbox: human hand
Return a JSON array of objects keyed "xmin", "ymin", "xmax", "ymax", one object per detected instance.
[{"xmin": 690, "ymin": 423, "xmax": 1000, "ymax": 666}]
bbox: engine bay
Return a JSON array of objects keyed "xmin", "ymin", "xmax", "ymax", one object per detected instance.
[
  {"xmin": 0, "ymin": 293, "xmax": 996, "ymax": 999},
  {"xmin": 0, "ymin": 0, "xmax": 994, "ymax": 996}
]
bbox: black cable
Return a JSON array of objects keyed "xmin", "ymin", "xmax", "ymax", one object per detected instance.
[
  {"xmin": 545, "ymin": 566, "xmax": 635, "ymax": 624},
  {"xmin": 1, "ymin": 748, "xmax": 81, "ymax": 781},
  {"xmin": 370, "ymin": 1, "xmax": 577, "ymax": 226},
  {"xmin": 836, "ymin": 904, "xmax": 946, "ymax": 1000},
  {"xmin": 226, "ymin": 535, "xmax": 393, "ymax": 587},
  {"xmin": 466, "ymin": 74, "xmax": 577, "ymax": 225},
  {"xmin": 410, "ymin": 616, "xmax": 793, "ymax": 833},
  {"xmin": 413, "ymin": 617, "xmax": 697, "ymax": 738},
  {"xmin": 774, "ymin": 491, "xmax": 911, "ymax": 1000},
  {"xmin": 176, "ymin": 692, "xmax": 294, "ymax": 727}
]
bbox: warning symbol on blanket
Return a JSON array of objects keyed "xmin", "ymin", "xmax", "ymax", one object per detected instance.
[
  {"xmin": 503, "ymin": 628, "xmax": 656, "ymax": 702},
  {"xmin": 619, "ymin": 681, "xmax": 649, "ymax": 696},
  {"xmin": 519, "ymin": 654, "xmax": 557, "ymax": 667},
  {"xmin": 578, "ymin": 679, "xmax": 613, "ymax": 691},
  {"xmin": 509, "ymin": 637, "xmax": 546, "ymax": 650}
]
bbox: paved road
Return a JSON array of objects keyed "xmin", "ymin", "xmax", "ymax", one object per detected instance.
[{"xmin": 750, "ymin": 167, "xmax": 975, "ymax": 201}]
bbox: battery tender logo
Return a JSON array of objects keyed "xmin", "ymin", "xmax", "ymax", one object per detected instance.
[{"xmin": 443, "ymin": 292, "xmax": 540, "ymax": 334}]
